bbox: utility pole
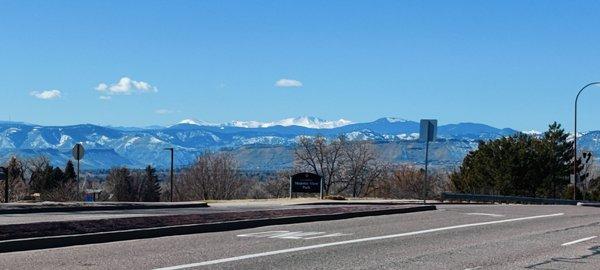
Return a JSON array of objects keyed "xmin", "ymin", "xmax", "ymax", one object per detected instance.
[{"xmin": 164, "ymin": 147, "xmax": 174, "ymax": 202}]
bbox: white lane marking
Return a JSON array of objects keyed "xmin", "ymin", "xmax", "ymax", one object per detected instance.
[
  {"xmin": 465, "ymin": 213, "xmax": 505, "ymax": 218},
  {"xmin": 269, "ymin": 232, "xmax": 326, "ymax": 239},
  {"xmin": 237, "ymin": 231, "xmax": 289, "ymax": 238},
  {"xmin": 304, "ymin": 233, "xmax": 353, "ymax": 240},
  {"xmin": 561, "ymin": 236, "xmax": 597, "ymax": 246},
  {"xmin": 154, "ymin": 213, "xmax": 564, "ymax": 270},
  {"xmin": 237, "ymin": 231, "xmax": 352, "ymax": 240}
]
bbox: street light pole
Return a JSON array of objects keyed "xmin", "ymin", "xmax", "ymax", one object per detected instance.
[
  {"xmin": 573, "ymin": 82, "xmax": 600, "ymax": 200},
  {"xmin": 164, "ymin": 147, "xmax": 174, "ymax": 202}
]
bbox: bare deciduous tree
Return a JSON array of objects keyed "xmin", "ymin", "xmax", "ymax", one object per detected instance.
[
  {"xmin": 176, "ymin": 152, "xmax": 242, "ymax": 200},
  {"xmin": 264, "ymin": 170, "xmax": 291, "ymax": 198},
  {"xmin": 295, "ymin": 137, "xmax": 391, "ymax": 198},
  {"xmin": 377, "ymin": 165, "xmax": 423, "ymax": 199},
  {"xmin": 0, "ymin": 156, "xmax": 28, "ymax": 202},
  {"xmin": 294, "ymin": 136, "xmax": 346, "ymax": 196},
  {"xmin": 339, "ymin": 141, "xmax": 387, "ymax": 197}
]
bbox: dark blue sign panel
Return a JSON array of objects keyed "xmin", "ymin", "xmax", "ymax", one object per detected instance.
[{"xmin": 291, "ymin": 173, "xmax": 321, "ymax": 193}]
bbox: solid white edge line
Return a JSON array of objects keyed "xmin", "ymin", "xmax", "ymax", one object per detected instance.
[
  {"xmin": 153, "ymin": 213, "xmax": 565, "ymax": 270},
  {"xmin": 561, "ymin": 236, "xmax": 597, "ymax": 246}
]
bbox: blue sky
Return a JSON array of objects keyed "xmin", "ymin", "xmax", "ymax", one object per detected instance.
[{"xmin": 2, "ymin": 1, "xmax": 600, "ymax": 131}]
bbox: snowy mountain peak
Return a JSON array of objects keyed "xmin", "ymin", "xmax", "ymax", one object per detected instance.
[
  {"xmin": 267, "ymin": 116, "xmax": 352, "ymax": 129},
  {"xmin": 178, "ymin": 119, "xmax": 219, "ymax": 127},
  {"xmin": 374, "ymin": 117, "xmax": 409, "ymax": 123},
  {"xmin": 385, "ymin": 117, "xmax": 409, "ymax": 123},
  {"xmin": 522, "ymin": 130, "xmax": 542, "ymax": 135},
  {"xmin": 178, "ymin": 116, "xmax": 353, "ymax": 129}
]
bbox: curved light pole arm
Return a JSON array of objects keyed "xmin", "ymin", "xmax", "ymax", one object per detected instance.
[{"xmin": 573, "ymin": 82, "xmax": 600, "ymax": 200}]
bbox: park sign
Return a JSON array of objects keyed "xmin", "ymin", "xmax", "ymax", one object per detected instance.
[
  {"xmin": 72, "ymin": 143, "xmax": 85, "ymax": 160},
  {"xmin": 291, "ymin": 172, "xmax": 322, "ymax": 193}
]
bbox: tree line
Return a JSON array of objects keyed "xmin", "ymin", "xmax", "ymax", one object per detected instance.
[
  {"xmin": 0, "ymin": 156, "xmax": 162, "ymax": 202},
  {"xmin": 0, "ymin": 157, "xmax": 79, "ymax": 202},
  {"xmin": 450, "ymin": 122, "xmax": 600, "ymax": 200}
]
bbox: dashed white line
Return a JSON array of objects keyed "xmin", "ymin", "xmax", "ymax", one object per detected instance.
[
  {"xmin": 237, "ymin": 231, "xmax": 352, "ymax": 240},
  {"xmin": 561, "ymin": 236, "xmax": 597, "ymax": 246},
  {"xmin": 153, "ymin": 213, "xmax": 564, "ymax": 270}
]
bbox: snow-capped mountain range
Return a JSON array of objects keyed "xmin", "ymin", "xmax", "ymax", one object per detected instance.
[
  {"xmin": 178, "ymin": 116, "xmax": 353, "ymax": 129},
  {"xmin": 0, "ymin": 117, "xmax": 593, "ymax": 170}
]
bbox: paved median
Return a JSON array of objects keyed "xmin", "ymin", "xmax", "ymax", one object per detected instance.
[{"xmin": 0, "ymin": 201, "xmax": 209, "ymax": 214}]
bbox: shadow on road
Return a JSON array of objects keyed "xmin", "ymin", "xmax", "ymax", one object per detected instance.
[{"xmin": 525, "ymin": 245, "xmax": 600, "ymax": 269}]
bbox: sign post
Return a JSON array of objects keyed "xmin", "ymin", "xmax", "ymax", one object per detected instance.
[
  {"xmin": 164, "ymin": 147, "xmax": 174, "ymax": 202},
  {"xmin": 0, "ymin": 167, "xmax": 7, "ymax": 203},
  {"xmin": 72, "ymin": 143, "xmax": 85, "ymax": 195},
  {"xmin": 420, "ymin": 119, "xmax": 437, "ymax": 203},
  {"xmin": 290, "ymin": 173, "xmax": 323, "ymax": 199}
]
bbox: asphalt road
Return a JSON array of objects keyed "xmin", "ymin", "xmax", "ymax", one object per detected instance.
[{"xmin": 0, "ymin": 204, "xmax": 598, "ymax": 269}]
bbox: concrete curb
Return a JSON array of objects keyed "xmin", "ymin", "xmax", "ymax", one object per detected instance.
[
  {"xmin": 0, "ymin": 205, "xmax": 435, "ymax": 253},
  {"xmin": 0, "ymin": 202, "xmax": 209, "ymax": 215},
  {"xmin": 294, "ymin": 201, "xmax": 418, "ymax": 206},
  {"xmin": 577, "ymin": 202, "xmax": 600, "ymax": 207}
]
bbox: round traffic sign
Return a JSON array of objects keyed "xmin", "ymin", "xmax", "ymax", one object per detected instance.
[{"xmin": 72, "ymin": 143, "xmax": 85, "ymax": 160}]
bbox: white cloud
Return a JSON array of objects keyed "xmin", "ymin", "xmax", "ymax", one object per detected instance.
[
  {"xmin": 95, "ymin": 83, "xmax": 108, "ymax": 91},
  {"xmin": 155, "ymin": 109, "xmax": 174, "ymax": 114},
  {"xmin": 30, "ymin": 90, "xmax": 61, "ymax": 100},
  {"xmin": 275, "ymin": 79, "xmax": 303, "ymax": 88},
  {"xmin": 95, "ymin": 77, "xmax": 157, "ymax": 95},
  {"xmin": 99, "ymin": 96, "xmax": 112, "ymax": 100}
]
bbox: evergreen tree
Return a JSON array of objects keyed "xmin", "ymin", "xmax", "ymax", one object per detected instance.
[
  {"xmin": 140, "ymin": 165, "xmax": 161, "ymax": 202},
  {"xmin": 30, "ymin": 164, "xmax": 53, "ymax": 193},
  {"xmin": 537, "ymin": 122, "xmax": 574, "ymax": 198},
  {"xmin": 50, "ymin": 167, "xmax": 65, "ymax": 186},
  {"xmin": 64, "ymin": 160, "xmax": 77, "ymax": 183},
  {"xmin": 450, "ymin": 122, "xmax": 581, "ymax": 199},
  {"xmin": 6, "ymin": 157, "xmax": 24, "ymax": 183}
]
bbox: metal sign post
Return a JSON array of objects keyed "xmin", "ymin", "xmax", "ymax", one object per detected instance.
[
  {"xmin": 320, "ymin": 176, "xmax": 323, "ymax": 200},
  {"xmin": 72, "ymin": 143, "xmax": 85, "ymax": 196},
  {"xmin": 420, "ymin": 119, "xmax": 437, "ymax": 203},
  {"xmin": 164, "ymin": 147, "xmax": 174, "ymax": 202},
  {"xmin": 289, "ymin": 175, "xmax": 293, "ymax": 199}
]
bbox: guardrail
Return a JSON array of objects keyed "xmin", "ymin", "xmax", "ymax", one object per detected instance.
[{"xmin": 441, "ymin": 192, "xmax": 580, "ymax": 205}]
